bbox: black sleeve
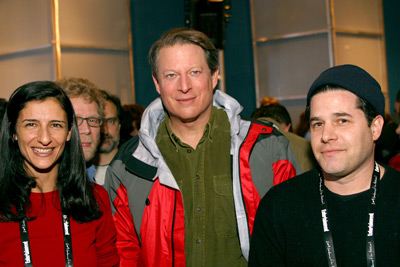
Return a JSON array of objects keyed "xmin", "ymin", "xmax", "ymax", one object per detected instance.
[{"xmin": 249, "ymin": 189, "xmax": 286, "ymax": 267}]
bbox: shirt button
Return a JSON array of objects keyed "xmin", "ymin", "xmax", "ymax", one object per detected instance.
[
  {"xmin": 196, "ymin": 206, "xmax": 201, "ymax": 212},
  {"xmin": 187, "ymin": 149, "xmax": 192, "ymax": 153},
  {"xmin": 195, "ymin": 174, "xmax": 200, "ymax": 179},
  {"xmin": 196, "ymin": 239, "xmax": 201, "ymax": 244}
]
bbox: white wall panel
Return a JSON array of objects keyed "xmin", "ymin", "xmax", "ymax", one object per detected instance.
[{"xmin": 257, "ymin": 34, "xmax": 330, "ymax": 99}]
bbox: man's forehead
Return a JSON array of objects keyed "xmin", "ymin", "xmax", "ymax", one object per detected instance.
[
  {"xmin": 310, "ymin": 90, "xmax": 359, "ymax": 115},
  {"xmin": 70, "ymin": 95, "xmax": 95, "ymax": 104},
  {"xmin": 105, "ymin": 100, "xmax": 117, "ymax": 108},
  {"xmin": 311, "ymin": 89, "xmax": 358, "ymax": 103},
  {"xmin": 70, "ymin": 96, "xmax": 99, "ymax": 113},
  {"xmin": 159, "ymin": 43, "xmax": 205, "ymax": 59},
  {"xmin": 105, "ymin": 101, "xmax": 117, "ymax": 114}
]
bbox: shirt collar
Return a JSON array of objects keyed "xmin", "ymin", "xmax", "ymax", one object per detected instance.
[{"xmin": 162, "ymin": 109, "xmax": 216, "ymax": 150}]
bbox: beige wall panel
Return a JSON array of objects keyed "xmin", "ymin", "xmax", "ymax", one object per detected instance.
[
  {"xmin": 60, "ymin": 49, "xmax": 132, "ymax": 104},
  {"xmin": 334, "ymin": 0, "xmax": 382, "ymax": 32},
  {"xmin": 0, "ymin": 50, "xmax": 54, "ymax": 99},
  {"xmin": 59, "ymin": 0, "xmax": 129, "ymax": 48},
  {"xmin": 336, "ymin": 34, "xmax": 387, "ymax": 90},
  {"xmin": 0, "ymin": 0, "xmax": 52, "ymax": 53}
]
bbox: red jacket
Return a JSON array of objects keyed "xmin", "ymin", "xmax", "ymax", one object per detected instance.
[{"xmin": 105, "ymin": 92, "xmax": 301, "ymax": 266}]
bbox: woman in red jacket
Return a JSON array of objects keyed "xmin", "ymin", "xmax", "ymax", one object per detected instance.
[{"xmin": 0, "ymin": 81, "xmax": 119, "ymax": 266}]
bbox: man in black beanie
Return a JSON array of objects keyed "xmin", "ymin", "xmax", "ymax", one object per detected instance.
[{"xmin": 249, "ymin": 64, "xmax": 400, "ymax": 266}]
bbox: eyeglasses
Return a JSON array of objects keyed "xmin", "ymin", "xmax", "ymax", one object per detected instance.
[
  {"xmin": 103, "ymin": 117, "xmax": 118, "ymax": 125},
  {"xmin": 76, "ymin": 117, "xmax": 103, "ymax": 127}
]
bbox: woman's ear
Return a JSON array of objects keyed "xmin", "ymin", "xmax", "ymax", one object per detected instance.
[{"xmin": 66, "ymin": 128, "xmax": 72, "ymax": 141}]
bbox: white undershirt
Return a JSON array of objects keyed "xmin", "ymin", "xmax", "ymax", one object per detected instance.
[{"xmin": 93, "ymin": 165, "xmax": 109, "ymax": 186}]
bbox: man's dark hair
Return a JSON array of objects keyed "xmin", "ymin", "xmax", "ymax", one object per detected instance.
[
  {"xmin": 305, "ymin": 85, "xmax": 379, "ymax": 126},
  {"xmin": 252, "ymin": 103, "xmax": 292, "ymax": 130},
  {"xmin": 101, "ymin": 90, "xmax": 122, "ymax": 122},
  {"xmin": 149, "ymin": 27, "xmax": 219, "ymax": 81}
]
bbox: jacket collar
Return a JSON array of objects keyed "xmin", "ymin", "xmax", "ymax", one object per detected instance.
[{"xmin": 133, "ymin": 90, "xmax": 245, "ymax": 189}]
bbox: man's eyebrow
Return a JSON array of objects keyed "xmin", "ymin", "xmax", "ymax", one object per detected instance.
[
  {"xmin": 310, "ymin": 112, "xmax": 352, "ymax": 122},
  {"xmin": 309, "ymin": 117, "xmax": 320, "ymax": 123},
  {"xmin": 332, "ymin": 112, "xmax": 352, "ymax": 118}
]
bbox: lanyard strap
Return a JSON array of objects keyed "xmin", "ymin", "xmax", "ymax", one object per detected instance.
[
  {"xmin": 62, "ymin": 214, "xmax": 73, "ymax": 267},
  {"xmin": 319, "ymin": 162, "xmax": 380, "ymax": 267},
  {"xmin": 19, "ymin": 214, "xmax": 73, "ymax": 267},
  {"xmin": 19, "ymin": 219, "xmax": 33, "ymax": 267}
]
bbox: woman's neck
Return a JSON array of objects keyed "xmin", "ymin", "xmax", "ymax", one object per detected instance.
[{"xmin": 26, "ymin": 165, "xmax": 59, "ymax": 193}]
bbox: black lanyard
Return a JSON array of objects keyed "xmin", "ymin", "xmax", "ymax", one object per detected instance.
[
  {"xmin": 19, "ymin": 214, "xmax": 73, "ymax": 267},
  {"xmin": 319, "ymin": 162, "xmax": 380, "ymax": 267}
]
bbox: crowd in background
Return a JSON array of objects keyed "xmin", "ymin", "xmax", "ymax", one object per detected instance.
[{"xmin": 0, "ymin": 26, "xmax": 399, "ymax": 266}]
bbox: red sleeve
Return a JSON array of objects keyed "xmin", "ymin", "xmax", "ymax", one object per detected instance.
[
  {"xmin": 94, "ymin": 185, "xmax": 120, "ymax": 266},
  {"xmin": 112, "ymin": 184, "xmax": 141, "ymax": 266},
  {"xmin": 272, "ymin": 160, "xmax": 297, "ymax": 186},
  {"xmin": 389, "ymin": 154, "xmax": 400, "ymax": 171}
]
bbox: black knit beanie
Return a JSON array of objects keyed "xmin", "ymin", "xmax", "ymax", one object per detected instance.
[{"xmin": 307, "ymin": 64, "xmax": 385, "ymax": 117}]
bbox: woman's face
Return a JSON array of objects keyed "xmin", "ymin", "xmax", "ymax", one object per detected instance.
[{"xmin": 14, "ymin": 98, "xmax": 71, "ymax": 177}]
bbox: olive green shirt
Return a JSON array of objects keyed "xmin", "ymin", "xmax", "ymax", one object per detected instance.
[{"xmin": 156, "ymin": 107, "xmax": 247, "ymax": 267}]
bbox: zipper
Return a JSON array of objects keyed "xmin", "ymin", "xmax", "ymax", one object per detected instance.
[{"xmin": 171, "ymin": 190, "xmax": 177, "ymax": 266}]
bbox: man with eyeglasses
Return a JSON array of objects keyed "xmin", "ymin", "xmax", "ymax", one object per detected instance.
[
  {"xmin": 92, "ymin": 91, "xmax": 122, "ymax": 185},
  {"xmin": 57, "ymin": 77, "xmax": 105, "ymax": 182}
]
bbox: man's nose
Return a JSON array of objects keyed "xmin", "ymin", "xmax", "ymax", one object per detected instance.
[
  {"xmin": 179, "ymin": 75, "xmax": 192, "ymax": 93},
  {"xmin": 321, "ymin": 123, "xmax": 337, "ymax": 143},
  {"xmin": 79, "ymin": 119, "xmax": 92, "ymax": 135},
  {"xmin": 101, "ymin": 121, "xmax": 109, "ymax": 135}
]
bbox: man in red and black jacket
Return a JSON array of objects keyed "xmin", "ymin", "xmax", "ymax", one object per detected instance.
[{"xmin": 104, "ymin": 27, "xmax": 301, "ymax": 267}]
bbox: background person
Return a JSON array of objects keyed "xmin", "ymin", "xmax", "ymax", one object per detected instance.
[
  {"xmin": 105, "ymin": 27, "xmax": 301, "ymax": 266},
  {"xmin": 259, "ymin": 96, "xmax": 280, "ymax": 107},
  {"xmin": 252, "ymin": 103, "xmax": 317, "ymax": 172},
  {"xmin": 391, "ymin": 89, "xmax": 400, "ymax": 124},
  {"xmin": 57, "ymin": 77, "xmax": 105, "ymax": 181},
  {"xmin": 294, "ymin": 111, "xmax": 311, "ymax": 141},
  {"xmin": 92, "ymin": 91, "xmax": 122, "ymax": 185},
  {"xmin": 249, "ymin": 64, "xmax": 400, "ymax": 266},
  {"xmin": 0, "ymin": 81, "xmax": 119, "ymax": 266},
  {"xmin": 119, "ymin": 103, "xmax": 145, "ymax": 145},
  {"xmin": 375, "ymin": 89, "xmax": 400, "ymax": 164}
]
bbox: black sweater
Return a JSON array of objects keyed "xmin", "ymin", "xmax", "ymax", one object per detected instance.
[{"xmin": 249, "ymin": 167, "xmax": 400, "ymax": 267}]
